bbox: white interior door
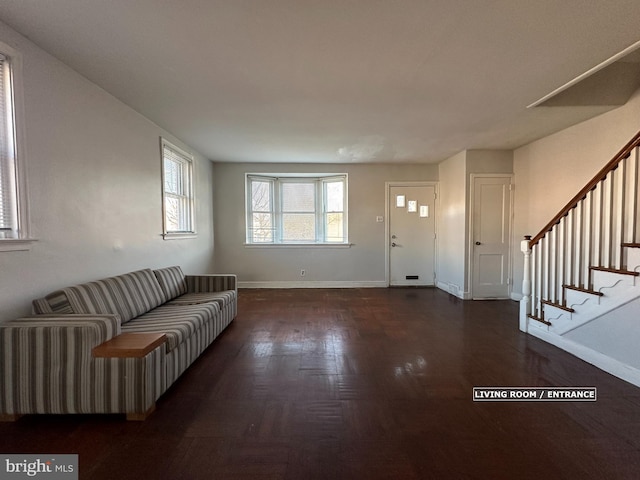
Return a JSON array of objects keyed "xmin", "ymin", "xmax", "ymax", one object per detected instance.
[
  {"xmin": 471, "ymin": 176, "xmax": 513, "ymax": 299},
  {"xmin": 389, "ymin": 184, "xmax": 436, "ymax": 286}
]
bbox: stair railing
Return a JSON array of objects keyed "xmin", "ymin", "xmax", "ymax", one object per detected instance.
[{"xmin": 520, "ymin": 130, "xmax": 640, "ymax": 331}]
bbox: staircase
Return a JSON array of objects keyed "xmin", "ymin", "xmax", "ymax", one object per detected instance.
[{"xmin": 519, "ymin": 131, "xmax": 640, "ymax": 386}]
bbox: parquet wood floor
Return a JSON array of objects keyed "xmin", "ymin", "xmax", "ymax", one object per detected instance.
[{"xmin": 2, "ymin": 288, "xmax": 640, "ymax": 479}]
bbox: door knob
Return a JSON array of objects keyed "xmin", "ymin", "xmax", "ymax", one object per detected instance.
[
  {"xmin": 391, "ymin": 242, "xmax": 397, "ymax": 247},
  {"xmin": 475, "ymin": 241, "xmax": 482, "ymax": 245},
  {"xmin": 391, "ymin": 235, "xmax": 397, "ymax": 239}
]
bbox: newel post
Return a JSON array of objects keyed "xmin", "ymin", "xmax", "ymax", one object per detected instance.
[{"xmin": 519, "ymin": 235, "xmax": 532, "ymax": 332}]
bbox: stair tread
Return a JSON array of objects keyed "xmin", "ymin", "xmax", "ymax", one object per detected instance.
[
  {"xmin": 621, "ymin": 243, "xmax": 640, "ymax": 248},
  {"xmin": 589, "ymin": 266, "xmax": 639, "ymax": 276},
  {"xmin": 563, "ymin": 285, "xmax": 604, "ymax": 296},
  {"xmin": 527, "ymin": 314, "xmax": 552, "ymax": 326},
  {"xmin": 541, "ymin": 300, "xmax": 575, "ymax": 312}
]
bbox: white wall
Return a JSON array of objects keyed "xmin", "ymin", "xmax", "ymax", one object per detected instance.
[
  {"xmin": 512, "ymin": 88, "xmax": 640, "ymax": 296},
  {"xmin": 565, "ymin": 298, "xmax": 640, "ymax": 369},
  {"xmin": 437, "ymin": 150, "xmax": 513, "ymax": 298},
  {"xmin": 212, "ymin": 162, "xmax": 438, "ymax": 286},
  {"xmin": 0, "ymin": 21, "xmax": 215, "ymax": 322},
  {"xmin": 436, "ymin": 151, "xmax": 467, "ymax": 297}
]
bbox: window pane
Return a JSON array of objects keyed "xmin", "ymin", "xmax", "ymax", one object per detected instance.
[
  {"xmin": 164, "ymin": 196, "xmax": 181, "ymax": 232},
  {"xmin": 245, "ymin": 174, "xmax": 347, "ymax": 244},
  {"xmin": 325, "ymin": 212, "xmax": 344, "ymax": 242},
  {"xmin": 163, "ymin": 159, "xmax": 174, "ymax": 192},
  {"xmin": 283, "ymin": 213, "xmax": 315, "ymax": 241},
  {"xmin": 164, "ymin": 158, "xmax": 183, "ymax": 195},
  {"xmin": 251, "ymin": 212, "xmax": 273, "ymax": 242},
  {"xmin": 282, "ymin": 183, "xmax": 315, "ymax": 212},
  {"xmin": 325, "ymin": 181, "xmax": 343, "ymax": 212},
  {"xmin": 251, "ymin": 180, "xmax": 271, "ymax": 211},
  {"xmin": 162, "ymin": 140, "xmax": 193, "ymax": 236}
]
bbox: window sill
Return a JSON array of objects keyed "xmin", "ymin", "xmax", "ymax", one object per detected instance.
[
  {"xmin": 162, "ymin": 233, "xmax": 197, "ymax": 240},
  {"xmin": 244, "ymin": 243, "xmax": 353, "ymax": 249},
  {"xmin": 0, "ymin": 238, "xmax": 37, "ymax": 252}
]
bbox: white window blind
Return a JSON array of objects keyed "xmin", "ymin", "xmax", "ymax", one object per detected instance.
[
  {"xmin": 0, "ymin": 53, "xmax": 18, "ymax": 240},
  {"xmin": 161, "ymin": 140, "xmax": 195, "ymax": 237},
  {"xmin": 282, "ymin": 181, "xmax": 316, "ymax": 242}
]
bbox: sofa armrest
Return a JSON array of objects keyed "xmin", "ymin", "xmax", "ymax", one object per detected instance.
[
  {"xmin": 0, "ymin": 314, "xmax": 121, "ymax": 344},
  {"xmin": 185, "ymin": 274, "xmax": 237, "ymax": 294},
  {"xmin": 0, "ymin": 314, "xmax": 122, "ymax": 416}
]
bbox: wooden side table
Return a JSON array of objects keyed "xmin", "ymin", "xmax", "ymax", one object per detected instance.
[{"xmin": 92, "ymin": 332, "xmax": 167, "ymax": 358}]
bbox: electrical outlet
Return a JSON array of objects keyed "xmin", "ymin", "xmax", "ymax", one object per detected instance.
[{"xmin": 300, "ymin": 269, "xmax": 306, "ymax": 277}]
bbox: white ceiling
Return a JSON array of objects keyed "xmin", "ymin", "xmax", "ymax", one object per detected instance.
[{"xmin": 1, "ymin": 0, "xmax": 640, "ymax": 164}]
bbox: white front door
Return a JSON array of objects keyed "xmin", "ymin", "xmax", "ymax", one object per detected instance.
[
  {"xmin": 471, "ymin": 175, "xmax": 513, "ymax": 299},
  {"xmin": 388, "ymin": 184, "xmax": 436, "ymax": 286}
]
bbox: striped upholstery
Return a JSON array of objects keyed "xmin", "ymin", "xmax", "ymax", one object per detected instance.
[
  {"xmin": 186, "ymin": 274, "xmax": 237, "ymax": 319},
  {"xmin": 2, "ymin": 270, "xmax": 237, "ymax": 418},
  {"xmin": 168, "ymin": 291, "xmax": 235, "ymax": 308},
  {"xmin": 32, "ymin": 298, "xmax": 54, "ymax": 314},
  {"xmin": 121, "ymin": 302, "xmax": 220, "ymax": 352},
  {"xmin": 44, "ymin": 290, "xmax": 74, "ymax": 314},
  {"xmin": 42, "ymin": 269, "xmax": 165, "ymax": 324},
  {"xmin": 0, "ymin": 315, "xmax": 135, "ymax": 415},
  {"xmin": 186, "ymin": 274, "xmax": 236, "ymax": 294},
  {"xmin": 153, "ymin": 266, "xmax": 188, "ymax": 303}
]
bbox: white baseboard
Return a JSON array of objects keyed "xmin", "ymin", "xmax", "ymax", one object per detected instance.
[
  {"xmin": 238, "ymin": 280, "xmax": 388, "ymax": 289},
  {"xmin": 527, "ymin": 327, "xmax": 640, "ymax": 388},
  {"xmin": 436, "ymin": 281, "xmax": 471, "ymax": 300},
  {"xmin": 510, "ymin": 292, "xmax": 523, "ymax": 301}
]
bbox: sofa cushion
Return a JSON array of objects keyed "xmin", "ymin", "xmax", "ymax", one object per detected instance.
[
  {"xmin": 168, "ymin": 291, "xmax": 236, "ymax": 309},
  {"xmin": 120, "ymin": 301, "xmax": 220, "ymax": 352},
  {"xmin": 186, "ymin": 275, "xmax": 236, "ymax": 293},
  {"xmin": 43, "ymin": 269, "xmax": 166, "ymax": 324},
  {"xmin": 153, "ymin": 266, "xmax": 188, "ymax": 303},
  {"xmin": 32, "ymin": 297, "xmax": 54, "ymax": 314}
]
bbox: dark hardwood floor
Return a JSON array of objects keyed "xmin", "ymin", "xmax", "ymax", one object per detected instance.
[{"xmin": 2, "ymin": 288, "xmax": 640, "ymax": 479}]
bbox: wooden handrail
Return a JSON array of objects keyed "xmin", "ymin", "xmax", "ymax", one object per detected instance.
[{"xmin": 529, "ymin": 130, "xmax": 640, "ymax": 248}]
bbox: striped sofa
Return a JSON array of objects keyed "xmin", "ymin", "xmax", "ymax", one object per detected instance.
[{"xmin": 0, "ymin": 266, "xmax": 236, "ymax": 420}]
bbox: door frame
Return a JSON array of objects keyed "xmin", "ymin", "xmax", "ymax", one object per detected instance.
[
  {"xmin": 385, "ymin": 181, "xmax": 439, "ymax": 287},
  {"xmin": 468, "ymin": 174, "xmax": 514, "ymax": 299}
]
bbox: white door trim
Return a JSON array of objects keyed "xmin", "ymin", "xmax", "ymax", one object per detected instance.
[
  {"xmin": 468, "ymin": 174, "xmax": 514, "ymax": 299},
  {"xmin": 385, "ymin": 181, "xmax": 439, "ymax": 287}
]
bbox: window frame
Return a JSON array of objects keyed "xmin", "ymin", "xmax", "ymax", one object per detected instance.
[
  {"xmin": 245, "ymin": 173, "xmax": 349, "ymax": 246},
  {"xmin": 0, "ymin": 42, "xmax": 32, "ymax": 252},
  {"xmin": 160, "ymin": 138, "xmax": 196, "ymax": 239}
]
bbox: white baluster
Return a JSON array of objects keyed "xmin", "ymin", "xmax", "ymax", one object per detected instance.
[
  {"xmin": 531, "ymin": 247, "xmax": 537, "ymax": 317},
  {"xmin": 543, "ymin": 235, "xmax": 550, "ymax": 301},
  {"xmin": 520, "ymin": 235, "xmax": 532, "ymax": 332},
  {"xmin": 584, "ymin": 190, "xmax": 593, "ymax": 288},
  {"xmin": 624, "ymin": 151, "xmax": 637, "ymax": 246},
  {"xmin": 565, "ymin": 208, "xmax": 573, "ymax": 294},
  {"xmin": 602, "ymin": 173, "xmax": 613, "ymax": 268},
  {"xmin": 574, "ymin": 201, "xmax": 583, "ymax": 287},
  {"xmin": 593, "ymin": 184, "xmax": 603, "ymax": 270},
  {"xmin": 633, "ymin": 147, "xmax": 640, "ymax": 243},
  {"xmin": 557, "ymin": 217, "xmax": 565, "ymax": 303},
  {"xmin": 613, "ymin": 158, "xmax": 626, "ymax": 270}
]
